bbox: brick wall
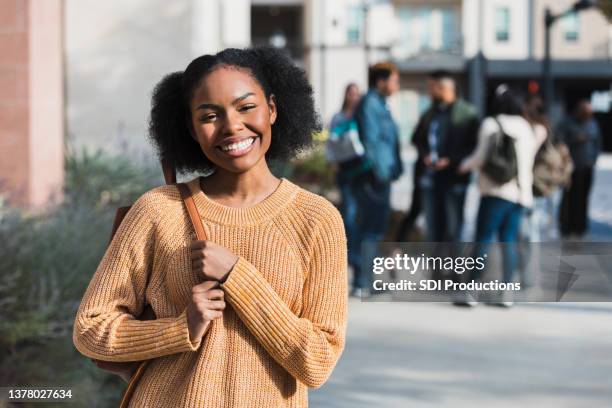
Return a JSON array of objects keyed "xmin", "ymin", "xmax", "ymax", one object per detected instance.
[
  {"xmin": 0, "ymin": 0, "xmax": 64, "ymax": 209},
  {"xmin": 0, "ymin": 0, "xmax": 30, "ymax": 205}
]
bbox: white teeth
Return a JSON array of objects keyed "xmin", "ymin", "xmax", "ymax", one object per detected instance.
[{"xmin": 221, "ymin": 137, "xmax": 255, "ymax": 152}]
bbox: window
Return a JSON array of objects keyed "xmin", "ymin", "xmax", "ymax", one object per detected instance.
[
  {"xmin": 441, "ymin": 9, "xmax": 459, "ymax": 52},
  {"xmin": 562, "ymin": 12, "xmax": 579, "ymax": 42},
  {"xmin": 495, "ymin": 7, "xmax": 510, "ymax": 42},
  {"xmin": 396, "ymin": 6, "xmax": 460, "ymax": 56},
  {"xmin": 419, "ymin": 8, "xmax": 433, "ymax": 51},
  {"xmin": 347, "ymin": 6, "xmax": 364, "ymax": 44}
]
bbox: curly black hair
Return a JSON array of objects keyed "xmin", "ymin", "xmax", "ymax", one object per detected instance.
[{"xmin": 148, "ymin": 47, "xmax": 321, "ymax": 174}]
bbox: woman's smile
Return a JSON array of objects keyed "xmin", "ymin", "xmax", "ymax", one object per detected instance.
[{"xmin": 216, "ymin": 135, "xmax": 259, "ymax": 158}]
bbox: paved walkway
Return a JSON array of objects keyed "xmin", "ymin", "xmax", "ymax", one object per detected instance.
[
  {"xmin": 311, "ymin": 154, "xmax": 612, "ymax": 407},
  {"xmin": 311, "ymin": 301, "xmax": 612, "ymax": 408}
]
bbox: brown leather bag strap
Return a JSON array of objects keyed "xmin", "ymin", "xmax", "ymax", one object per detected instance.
[
  {"xmin": 160, "ymin": 158, "xmax": 204, "ymax": 240},
  {"xmin": 177, "ymin": 183, "xmax": 206, "ymax": 241},
  {"xmin": 161, "ymin": 158, "xmax": 177, "ymax": 185},
  {"xmin": 118, "ymin": 361, "xmax": 149, "ymax": 408}
]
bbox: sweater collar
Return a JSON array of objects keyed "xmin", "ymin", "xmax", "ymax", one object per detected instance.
[{"xmin": 185, "ymin": 176, "xmax": 299, "ymax": 226}]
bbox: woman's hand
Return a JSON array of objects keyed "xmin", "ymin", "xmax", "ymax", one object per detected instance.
[
  {"xmin": 186, "ymin": 280, "xmax": 226, "ymax": 344},
  {"xmin": 190, "ymin": 240, "xmax": 239, "ymax": 282}
]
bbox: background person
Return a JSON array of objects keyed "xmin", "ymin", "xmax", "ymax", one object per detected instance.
[
  {"xmin": 557, "ymin": 98, "xmax": 602, "ymax": 239},
  {"xmin": 351, "ymin": 62, "xmax": 403, "ymax": 297},
  {"xmin": 326, "ymin": 83, "xmax": 363, "ymax": 275},
  {"xmin": 459, "ymin": 85, "xmax": 546, "ymax": 306},
  {"xmin": 412, "ymin": 70, "xmax": 479, "ymax": 243}
]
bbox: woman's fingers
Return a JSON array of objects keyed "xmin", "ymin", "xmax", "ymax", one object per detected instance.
[
  {"xmin": 190, "ymin": 240, "xmax": 210, "ymax": 260},
  {"xmin": 202, "ymin": 300, "xmax": 225, "ymax": 311},
  {"xmin": 205, "ymin": 289, "xmax": 224, "ymax": 300},
  {"xmin": 203, "ymin": 309, "xmax": 223, "ymax": 321}
]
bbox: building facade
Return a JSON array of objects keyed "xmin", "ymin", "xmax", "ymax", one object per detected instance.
[
  {"xmin": 64, "ymin": 0, "xmax": 401, "ymax": 155},
  {"xmin": 392, "ymin": 0, "xmax": 611, "ymax": 148},
  {"xmin": 9, "ymin": 0, "xmax": 608, "ymax": 209}
]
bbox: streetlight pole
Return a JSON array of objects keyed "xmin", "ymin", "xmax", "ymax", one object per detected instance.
[
  {"xmin": 542, "ymin": 0, "xmax": 596, "ymax": 118},
  {"xmin": 543, "ymin": 8, "xmax": 554, "ymax": 117}
]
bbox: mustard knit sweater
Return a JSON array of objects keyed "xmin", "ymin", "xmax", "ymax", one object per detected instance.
[{"xmin": 72, "ymin": 176, "xmax": 348, "ymax": 407}]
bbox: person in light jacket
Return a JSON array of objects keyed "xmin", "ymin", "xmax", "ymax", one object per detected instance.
[{"xmin": 459, "ymin": 85, "xmax": 546, "ymax": 306}]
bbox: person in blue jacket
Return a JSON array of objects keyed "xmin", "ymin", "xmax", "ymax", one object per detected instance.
[{"xmin": 350, "ymin": 62, "xmax": 403, "ymax": 297}]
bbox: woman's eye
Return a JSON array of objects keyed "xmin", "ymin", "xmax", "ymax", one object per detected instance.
[
  {"xmin": 239, "ymin": 104, "xmax": 256, "ymax": 112},
  {"xmin": 200, "ymin": 113, "xmax": 217, "ymax": 122}
]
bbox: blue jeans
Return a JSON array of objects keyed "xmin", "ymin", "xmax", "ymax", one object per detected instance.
[
  {"xmin": 350, "ymin": 174, "xmax": 392, "ymax": 290},
  {"xmin": 471, "ymin": 196, "xmax": 524, "ymax": 283},
  {"xmin": 420, "ymin": 173, "xmax": 467, "ymax": 242},
  {"xmin": 337, "ymin": 175, "xmax": 360, "ymax": 270}
]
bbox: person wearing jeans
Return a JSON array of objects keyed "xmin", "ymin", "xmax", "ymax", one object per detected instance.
[
  {"xmin": 327, "ymin": 83, "xmax": 363, "ymax": 272},
  {"xmin": 459, "ymin": 85, "xmax": 546, "ymax": 306},
  {"xmin": 412, "ymin": 70, "xmax": 479, "ymax": 243},
  {"xmin": 350, "ymin": 62, "xmax": 403, "ymax": 297},
  {"xmin": 471, "ymin": 196, "xmax": 524, "ymax": 283}
]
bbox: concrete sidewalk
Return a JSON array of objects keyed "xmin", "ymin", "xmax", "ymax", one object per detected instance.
[
  {"xmin": 311, "ymin": 300, "xmax": 612, "ymax": 407},
  {"xmin": 310, "ymin": 153, "xmax": 612, "ymax": 407}
]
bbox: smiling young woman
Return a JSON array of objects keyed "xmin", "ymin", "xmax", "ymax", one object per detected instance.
[{"xmin": 72, "ymin": 47, "xmax": 348, "ymax": 407}]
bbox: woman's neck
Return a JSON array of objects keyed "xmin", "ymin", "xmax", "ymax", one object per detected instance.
[
  {"xmin": 343, "ymin": 106, "xmax": 355, "ymax": 117},
  {"xmin": 200, "ymin": 160, "xmax": 280, "ymax": 208}
]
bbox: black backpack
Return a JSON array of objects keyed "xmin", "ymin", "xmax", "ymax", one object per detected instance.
[{"xmin": 482, "ymin": 117, "xmax": 518, "ymax": 185}]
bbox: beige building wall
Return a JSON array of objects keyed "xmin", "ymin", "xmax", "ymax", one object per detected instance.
[
  {"xmin": 0, "ymin": 0, "xmax": 64, "ymax": 209},
  {"xmin": 64, "ymin": 0, "xmax": 251, "ymax": 155},
  {"xmin": 532, "ymin": 0, "xmax": 611, "ymax": 59}
]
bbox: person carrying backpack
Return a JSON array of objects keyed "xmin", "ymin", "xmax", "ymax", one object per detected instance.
[
  {"xmin": 458, "ymin": 85, "xmax": 546, "ymax": 306},
  {"xmin": 326, "ymin": 83, "xmax": 364, "ymax": 278}
]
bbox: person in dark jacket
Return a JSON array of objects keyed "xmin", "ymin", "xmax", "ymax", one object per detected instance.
[
  {"xmin": 394, "ymin": 78, "xmax": 440, "ymax": 241},
  {"xmin": 557, "ymin": 99, "xmax": 602, "ymax": 238},
  {"xmin": 412, "ymin": 70, "xmax": 479, "ymax": 243},
  {"xmin": 350, "ymin": 62, "xmax": 403, "ymax": 297}
]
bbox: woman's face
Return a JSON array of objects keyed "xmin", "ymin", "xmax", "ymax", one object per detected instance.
[
  {"xmin": 189, "ymin": 66, "xmax": 277, "ymax": 173},
  {"xmin": 345, "ymin": 85, "xmax": 361, "ymax": 110}
]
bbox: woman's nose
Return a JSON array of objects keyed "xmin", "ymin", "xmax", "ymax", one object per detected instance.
[{"xmin": 222, "ymin": 110, "xmax": 245, "ymax": 135}]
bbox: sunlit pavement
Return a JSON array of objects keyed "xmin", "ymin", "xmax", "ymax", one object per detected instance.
[
  {"xmin": 310, "ymin": 153, "xmax": 612, "ymax": 407},
  {"xmin": 311, "ymin": 300, "xmax": 612, "ymax": 408}
]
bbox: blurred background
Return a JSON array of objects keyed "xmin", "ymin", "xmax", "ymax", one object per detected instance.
[{"xmin": 0, "ymin": 0, "xmax": 611, "ymax": 407}]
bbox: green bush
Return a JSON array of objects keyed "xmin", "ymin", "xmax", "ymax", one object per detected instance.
[
  {"xmin": 281, "ymin": 140, "xmax": 335, "ymax": 198},
  {"xmin": 0, "ymin": 147, "xmax": 160, "ymax": 407}
]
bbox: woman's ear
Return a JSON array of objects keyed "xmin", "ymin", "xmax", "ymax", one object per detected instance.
[{"xmin": 268, "ymin": 94, "xmax": 277, "ymax": 125}]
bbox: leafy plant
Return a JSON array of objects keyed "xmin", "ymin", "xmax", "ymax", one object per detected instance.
[{"xmin": 0, "ymin": 147, "xmax": 160, "ymax": 406}]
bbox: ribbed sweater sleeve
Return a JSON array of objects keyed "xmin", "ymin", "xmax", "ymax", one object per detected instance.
[
  {"xmin": 221, "ymin": 205, "xmax": 348, "ymax": 388},
  {"xmin": 72, "ymin": 192, "xmax": 201, "ymax": 362}
]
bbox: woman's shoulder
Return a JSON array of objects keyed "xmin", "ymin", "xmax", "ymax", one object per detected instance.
[
  {"xmin": 128, "ymin": 184, "xmax": 184, "ymax": 221},
  {"xmin": 479, "ymin": 116, "xmax": 500, "ymax": 137},
  {"xmin": 483, "ymin": 115, "xmax": 529, "ymax": 137},
  {"xmin": 136, "ymin": 183, "xmax": 182, "ymax": 204},
  {"xmin": 330, "ymin": 112, "xmax": 347, "ymax": 127},
  {"xmin": 286, "ymin": 181, "xmax": 344, "ymax": 233}
]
